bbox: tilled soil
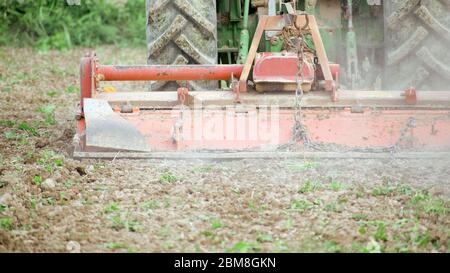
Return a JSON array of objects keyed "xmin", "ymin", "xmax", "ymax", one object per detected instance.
[{"xmin": 0, "ymin": 47, "xmax": 449, "ymax": 253}]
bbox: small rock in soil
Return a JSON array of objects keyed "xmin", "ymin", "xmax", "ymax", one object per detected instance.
[
  {"xmin": 66, "ymin": 241, "xmax": 81, "ymax": 253},
  {"xmin": 0, "ymin": 193, "xmax": 13, "ymax": 206},
  {"xmin": 34, "ymin": 139, "xmax": 48, "ymax": 149},
  {"xmin": 86, "ymin": 165, "xmax": 95, "ymax": 174},
  {"xmin": 41, "ymin": 179, "xmax": 56, "ymax": 190}
]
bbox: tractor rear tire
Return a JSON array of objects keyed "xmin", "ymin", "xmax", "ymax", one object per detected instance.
[
  {"xmin": 146, "ymin": 0, "xmax": 218, "ymax": 91},
  {"xmin": 384, "ymin": 0, "xmax": 450, "ymax": 91}
]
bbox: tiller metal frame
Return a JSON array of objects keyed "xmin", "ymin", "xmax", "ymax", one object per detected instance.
[{"xmin": 74, "ymin": 14, "xmax": 450, "ymax": 159}]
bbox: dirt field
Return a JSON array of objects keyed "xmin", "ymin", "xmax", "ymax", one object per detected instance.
[{"xmin": 0, "ymin": 47, "xmax": 449, "ymax": 253}]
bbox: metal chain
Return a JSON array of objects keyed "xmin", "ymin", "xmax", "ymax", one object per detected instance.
[
  {"xmin": 390, "ymin": 117, "xmax": 417, "ymax": 153},
  {"xmin": 277, "ymin": 14, "xmax": 316, "ymax": 151},
  {"xmin": 277, "ymin": 14, "xmax": 417, "ymax": 154},
  {"xmin": 292, "ymin": 19, "xmax": 309, "ymax": 145}
]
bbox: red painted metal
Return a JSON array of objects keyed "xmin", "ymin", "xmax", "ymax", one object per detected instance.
[
  {"xmin": 76, "ymin": 108, "xmax": 450, "ymax": 152},
  {"xmin": 80, "ymin": 53, "xmax": 95, "ymax": 108},
  {"xmin": 238, "ymin": 15, "xmax": 336, "ymax": 101},
  {"xmin": 96, "ymin": 65, "xmax": 243, "ymax": 82},
  {"xmin": 405, "ymin": 87, "xmax": 417, "ymax": 105},
  {"xmin": 329, "ymin": 64, "xmax": 340, "ymax": 80},
  {"xmin": 177, "ymin": 87, "xmax": 189, "ymax": 104},
  {"xmin": 253, "ymin": 52, "xmax": 315, "ymax": 84},
  {"xmin": 318, "ymin": 63, "xmax": 340, "ymax": 82}
]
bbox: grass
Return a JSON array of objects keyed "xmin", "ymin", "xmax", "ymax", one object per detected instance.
[
  {"xmin": 59, "ymin": 192, "xmax": 67, "ymax": 203},
  {"xmin": 104, "ymin": 202, "xmax": 119, "ymax": 214},
  {"xmin": 422, "ymin": 199, "xmax": 447, "ymax": 215},
  {"xmin": 374, "ymin": 222, "xmax": 388, "ymax": 242},
  {"xmin": 372, "ymin": 182, "xmax": 395, "ymax": 197},
  {"xmin": 54, "ymin": 159, "xmax": 63, "ymax": 167},
  {"xmin": 324, "ymin": 202, "xmax": 341, "ymax": 213},
  {"xmin": 290, "ymin": 199, "xmax": 315, "ymax": 213},
  {"xmin": 413, "ymin": 231, "xmax": 431, "ymax": 248},
  {"xmin": 1, "ymin": 120, "xmax": 39, "ymax": 147},
  {"xmin": 352, "ymin": 213, "xmax": 369, "ymax": 221},
  {"xmin": 198, "ymin": 219, "xmax": 226, "ymax": 241},
  {"xmin": 0, "ymin": 217, "xmax": 13, "ymax": 230},
  {"xmin": 105, "ymin": 242, "xmax": 128, "ymax": 250},
  {"xmin": 110, "ymin": 214, "xmax": 139, "ymax": 232},
  {"xmin": 192, "ymin": 165, "xmax": 214, "ymax": 173},
  {"xmin": 4, "ymin": 131, "xmax": 17, "ymax": 140},
  {"xmin": 32, "ymin": 175, "xmax": 43, "ymax": 185},
  {"xmin": 272, "ymin": 240, "xmax": 289, "ymax": 253},
  {"xmin": 0, "ymin": 0, "xmax": 146, "ymax": 50},
  {"xmin": 44, "ymin": 197, "xmax": 56, "ymax": 206},
  {"xmin": 287, "ymin": 161, "xmax": 318, "ymax": 172},
  {"xmin": 396, "ymin": 184, "xmax": 414, "ymax": 196},
  {"xmin": 227, "ymin": 241, "xmax": 257, "ymax": 253},
  {"xmin": 324, "ymin": 241, "xmax": 341, "ymax": 253},
  {"xmin": 156, "ymin": 225, "xmax": 172, "ymax": 239},
  {"xmin": 103, "ymin": 203, "xmax": 139, "ymax": 232},
  {"xmin": 0, "ymin": 120, "xmax": 16, "ymax": 127},
  {"xmin": 66, "ymin": 85, "xmax": 79, "ymax": 94},
  {"xmin": 17, "ymin": 122, "xmax": 39, "ymax": 136},
  {"xmin": 362, "ymin": 239, "xmax": 382, "ymax": 253},
  {"xmin": 46, "ymin": 90, "xmax": 59, "ymax": 97},
  {"xmin": 298, "ymin": 180, "xmax": 321, "ymax": 193},
  {"xmin": 211, "ymin": 219, "xmax": 223, "ymax": 230},
  {"xmin": 31, "ymin": 150, "xmax": 65, "ymax": 175},
  {"xmin": 355, "ymin": 219, "xmax": 428, "ymax": 251},
  {"xmin": 141, "ymin": 200, "xmax": 160, "ymax": 211},
  {"xmin": 256, "ymin": 233, "xmax": 274, "ymax": 243},
  {"xmin": 411, "ymin": 193, "xmax": 448, "ymax": 216},
  {"xmin": 159, "ymin": 171, "xmax": 179, "ymax": 184},
  {"xmin": 38, "ymin": 105, "xmax": 56, "ymax": 126},
  {"xmin": 330, "ymin": 181, "xmax": 345, "ymax": 191},
  {"xmin": 64, "ymin": 180, "xmax": 75, "ymax": 188}
]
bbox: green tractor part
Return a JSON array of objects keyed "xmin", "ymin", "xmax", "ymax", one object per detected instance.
[
  {"xmin": 146, "ymin": 0, "xmax": 449, "ymax": 91},
  {"xmin": 345, "ymin": 0, "xmax": 360, "ymax": 89}
]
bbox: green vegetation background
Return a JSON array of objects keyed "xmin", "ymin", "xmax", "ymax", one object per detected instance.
[{"xmin": 0, "ymin": 0, "xmax": 146, "ymax": 50}]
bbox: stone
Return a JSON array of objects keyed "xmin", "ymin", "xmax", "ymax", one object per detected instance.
[
  {"xmin": 41, "ymin": 178, "xmax": 56, "ymax": 190},
  {"xmin": 0, "ymin": 193, "xmax": 13, "ymax": 206},
  {"xmin": 66, "ymin": 241, "xmax": 81, "ymax": 253}
]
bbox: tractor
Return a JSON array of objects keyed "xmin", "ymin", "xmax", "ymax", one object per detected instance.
[
  {"xmin": 74, "ymin": 0, "xmax": 450, "ymax": 159},
  {"xmin": 146, "ymin": 0, "xmax": 450, "ymax": 91}
]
